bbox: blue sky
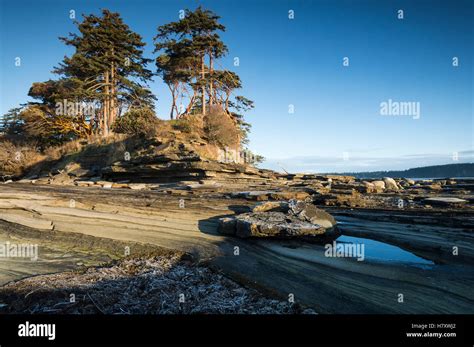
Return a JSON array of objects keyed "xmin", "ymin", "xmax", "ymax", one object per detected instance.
[{"xmin": 0, "ymin": 0, "xmax": 472, "ymax": 172}]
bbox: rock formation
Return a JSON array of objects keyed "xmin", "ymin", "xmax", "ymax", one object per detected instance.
[{"xmin": 218, "ymin": 200, "xmax": 339, "ymax": 241}]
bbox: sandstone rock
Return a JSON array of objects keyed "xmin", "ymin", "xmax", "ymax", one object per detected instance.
[
  {"xmin": 372, "ymin": 181, "xmax": 385, "ymax": 191},
  {"xmin": 74, "ymin": 181, "xmax": 95, "ymax": 187},
  {"xmin": 234, "ymin": 212, "xmax": 328, "ymax": 238},
  {"xmin": 252, "ymin": 201, "xmax": 289, "ymax": 213},
  {"xmin": 186, "ymin": 182, "xmax": 222, "ymax": 190},
  {"xmin": 0, "ymin": 212, "xmax": 53, "ymax": 230},
  {"xmin": 101, "ymin": 182, "xmax": 113, "ymax": 189},
  {"xmin": 383, "ymin": 177, "xmax": 399, "ymax": 191},
  {"xmin": 427, "ymin": 184, "xmax": 442, "ymax": 191},
  {"xmin": 112, "ymin": 183, "xmax": 129, "ymax": 188},
  {"xmin": 362, "ymin": 181, "xmax": 376, "ymax": 193},
  {"xmin": 404, "ymin": 178, "xmax": 415, "ymax": 185},
  {"xmin": 49, "ymin": 172, "xmax": 76, "ymax": 185},
  {"xmin": 16, "ymin": 179, "xmax": 32, "ymax": 184},
  {"xmin": 230, "ymin": 191, "xmax": 274, "ymax": 201},
  {"xmin": 128, "ymin": 184, "xmax": 148, "ymax": 190},
  {"xmin": 95, "ymin": 180, "xmax": 110, "ymax": 186},
  {"xmin": 219, "ymin": 199, "xmax": 339, "ymax": 240},
  {"xmin": 423, "ymin": 197, "xmax": 468, "ymax": 207},
  {"xmin": 325, "ymin": 175, "xmax": 355, "ymax": 183},
  {"xmin": 268, "ymin": 191, "xmax": 310, "ymax": 201},
  {"xmin": 312, "ymin": 190, "xmax": 367, "ymax": 208},
  {"xmin": 165, "ymin": 189, "xmax": 189, "ymax": 196},
  {"xmin": 288, "ymin": 200, "xmax": 336, "ymax": 229}
]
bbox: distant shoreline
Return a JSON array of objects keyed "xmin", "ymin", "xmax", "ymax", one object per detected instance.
[{"xmin": 323, "ymin": 163, "xmax": 474, "ymax": 180}]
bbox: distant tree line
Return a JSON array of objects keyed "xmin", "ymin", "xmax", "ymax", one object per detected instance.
[{"xmin": 337, "ymin": 163, "xmax": 474, "ymax": 179}]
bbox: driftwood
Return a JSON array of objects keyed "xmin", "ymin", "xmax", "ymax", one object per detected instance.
[{"xmin": 0, "ymin": 256, "xmax": 311, "ymax": 314}]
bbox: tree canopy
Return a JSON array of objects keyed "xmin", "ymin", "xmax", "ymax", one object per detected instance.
[{"xmin": 2, "ymin": 7, "xmax": 256, "ymax": 153}]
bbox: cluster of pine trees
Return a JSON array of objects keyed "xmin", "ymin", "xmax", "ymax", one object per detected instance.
[{"xmin": 1, "ymin": 7, "xmax": 253, "ymax": 147}]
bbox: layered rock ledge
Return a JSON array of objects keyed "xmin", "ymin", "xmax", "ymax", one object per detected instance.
[{"xmin": 218, "ymin": 200, "xmax": 339, "ymax": 241}]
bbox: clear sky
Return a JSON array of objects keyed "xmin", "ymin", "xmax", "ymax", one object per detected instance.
[{"xmin": 0, "ymin": 0, "xmax": 472, "ymax": 172}]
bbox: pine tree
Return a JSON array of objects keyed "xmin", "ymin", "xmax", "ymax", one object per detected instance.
[
  {"xmin": 155, "ymin": 39, "xmax": 200, "ymax": 119},
  {"xmin": 154, "ymin": 6, "xmax": 227, "ymax": 116},
  {"xmin": 56, "ymin": 9, "xmax": 154, "ymax": 136},
  {"xmin": 0, "ymin": 107, "xmax": 24, "ymax": 135}
]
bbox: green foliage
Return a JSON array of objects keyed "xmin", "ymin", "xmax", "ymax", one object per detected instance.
[
  {"xmin": 5, "ymin": 7, "xmax": 258, "ymax": 160},
  {"xmin": 111, "ymin": 108, "xmax": 160, "ymax": 137},
  {"xmin": 153, "ymin": 7, "xmax": 255, "ymax": 146},
  {"xmin": 1, "ymin": 107, "xmax": 24, "ymax": 136},
  {"xmin": 170, "ymin": 119, "xmax": 193, "ymax": 133},
  {"xmin": 54, "ymin": 9, "xmax": 156, "ymax": 135},
  {"xmin": 250, "ymin": 152, "xmax": 265, "ymax": 165},
  {"xmin": 28, "ymin": 79, "xmax": 88, "ymax": 106},
  {"xmin": 18, "ymin": 105, "xmax": 86, "ymax": 148},
  {"xmin": 155, "ymin": 7, "xmax": 227, "ymax": 57},
  {"xmin": 154, "ymin": 6, "xmax": 228, "ymax": 119},
  {"xmin": 56, "ymin": 9, "xmax": 154, "ymax": 97},
  {"xmin": 232, "ymin": 96, "xmax": 254, "ymax": 112}
]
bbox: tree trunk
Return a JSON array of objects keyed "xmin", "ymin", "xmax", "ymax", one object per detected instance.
[
  {"xmin": 103, "ymin": 70, "xmax": 109, "ymax": 137},
  {"xmin": 186, "ymin": 89, "xmax": 197, "ymax": 115},
  {"xmin": 110, "ymin": 60, "xmax": 116, "ymax": 132},
  {"xmin": 209, "ymin": 51, "xmax": 213, "ymax": 107},
  {"xmin": 174, "ymin": 104, "xmax": 179, "ymax": 119},
  {"xmin": 201, "ymin": 55, "xmax": 206, "ymax": 115},
  {"xmin": 168, "ymin": 83, "xmax": 176, "ymax": 120},
  {"xmin": 225, "ymin": 92, "xmax": 230, "ymax": 113}
]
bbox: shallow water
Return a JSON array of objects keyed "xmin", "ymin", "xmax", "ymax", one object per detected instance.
[{"xmin": 335, "ymin": 235, "xmax": 434, "ymax": 267}]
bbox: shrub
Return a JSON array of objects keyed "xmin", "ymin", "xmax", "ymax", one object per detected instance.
[
  {"xmin": 112, "ymin": 108, "xmax": 161, "ymax": 137},
  {"xmin": 0, "ymin": 139, "xmax": 44, "ymax": 177},
  {"xmin": 203, "ymin": 111, "xmax": 240, "ymax": 148},
  {"xmin": 170, "ymin": 118, "xmax": 193, "ymax": 133},
  {"xmin": 43, "ymin": 139, "xmax": 84, "ymax": 161}
]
